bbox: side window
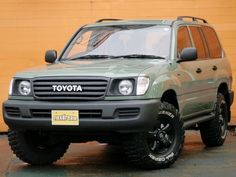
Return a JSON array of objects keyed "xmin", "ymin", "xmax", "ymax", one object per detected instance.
[
  {"xmin": 202, "ymin": 27, "xmax": 222, "ymax": 58},
  {"xmin": 177, "ymin": 26, "xmax": 192, "ymax": 56},
  {"xmin": 189, "ymin": 26, "xmax": 207, "ymax": 59}
]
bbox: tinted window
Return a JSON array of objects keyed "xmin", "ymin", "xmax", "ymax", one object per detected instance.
[
  {"xmin": 189, "ymin": 26, "xmax": 207, "ymax": 59},
  {"xmin": 202, "ymin": 27, "xmax": 222, "ymax": 58},
  {"xmin": 177, "ymin": 26, "xmax": 192, "ymax": 56}
]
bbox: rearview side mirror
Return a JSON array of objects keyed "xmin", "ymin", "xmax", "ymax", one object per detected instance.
[
  {"xmin": 177, "ymin": 47, "xmax": 197, "ymax": 62},
  {"xmin": 45, "ymin": 50, "xmax": 57, "ymax": 63}
]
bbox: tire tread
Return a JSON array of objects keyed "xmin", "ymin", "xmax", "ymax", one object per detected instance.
[
  {"xmin": 123, "ymin": 102, "xmax": 185, "ymax": 170},
  {"xmin": 8, "ymin": 130, "xmax": 69, "ymax": 165}
]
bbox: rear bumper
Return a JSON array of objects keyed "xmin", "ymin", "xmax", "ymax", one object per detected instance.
[
  {"xmin": 3, "ymin": 99, "xmax": 160, "ymax": 133},
  {"xmin": 229, "ymin": 90, "xmax": 234, "ymax": 106}
]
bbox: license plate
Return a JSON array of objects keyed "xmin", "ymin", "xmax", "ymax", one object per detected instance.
[{"xmin": 51, "ymin": 110, "xmax": 79, "ymax": 126}]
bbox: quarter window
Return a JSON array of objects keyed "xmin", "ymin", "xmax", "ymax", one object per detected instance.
[
  {"xmin": 189, "ymin": 26, "xmax": 207, "ymax": 59},
  {"xmin": 202, "ymin": 27, "xmax": 222, "ymax": 58},
  {"xmin": 177, "ymin": 26, "xmax": 192, "ymax": 57}
]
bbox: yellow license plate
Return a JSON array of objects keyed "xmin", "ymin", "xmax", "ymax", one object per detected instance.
[{"xmin": 51, "ymin": 110, "xmax": 79, "ymax": 126}]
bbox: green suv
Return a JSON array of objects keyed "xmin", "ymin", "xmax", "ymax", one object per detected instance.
[{"xmin": 3, "ymin": 16, "xmax": 234, "ymax": 169}]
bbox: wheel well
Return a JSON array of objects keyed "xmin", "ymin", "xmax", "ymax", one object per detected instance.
[
  {"xmin": 161, "ymin": 90, "xmax": 179, "ymax": 110},
  {"xmin": 218, "ymin": 83, "xmax": 230, "ymax": 122}
]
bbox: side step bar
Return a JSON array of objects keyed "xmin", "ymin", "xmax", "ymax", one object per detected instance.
[{"xmin": 183, "ymin": 113, "xmax": 215, "ymax": 129}]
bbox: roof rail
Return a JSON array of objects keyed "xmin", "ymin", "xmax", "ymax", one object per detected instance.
[
  {"xmin": 177, "ymin": 16, "xmax": 208, "ymax": 24},
  {"xmin": 96, "ymin": 19, "xmax": 123, "ymax": 23}
]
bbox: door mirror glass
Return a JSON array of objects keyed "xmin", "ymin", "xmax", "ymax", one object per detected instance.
[
  {"xmin": 178, "ymin": 47, "xmax": 197, "ymax": 62},
  {"xmin": 45, "ymin": 50, "xmax": 57, "ymax": 63}
]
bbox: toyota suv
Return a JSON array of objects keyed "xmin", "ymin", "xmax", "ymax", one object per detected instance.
[{"xmin": 3, "ymin": 16, "xmax": 234, "ymax": 169}]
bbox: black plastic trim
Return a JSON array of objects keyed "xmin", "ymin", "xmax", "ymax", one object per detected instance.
[
  {"xmin": 229, "ymin": 90, "xmax": 234, "ymax": 106},
  {"xmin": 3, "ymin": 99, "xmax": 160, "ymax": 133},
  {"xmin": 177, "ymin": 16, "xmax": 208, "ymax": 24}
]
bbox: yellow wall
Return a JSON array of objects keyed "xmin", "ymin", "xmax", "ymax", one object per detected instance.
[{"xmin": 1, "ymin": 0, "xmax": 236, "ymax": 131}]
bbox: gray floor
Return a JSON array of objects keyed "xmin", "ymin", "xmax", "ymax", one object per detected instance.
[{"xmin": 0, "ymin": 131, "xmax": 236, "ymax": 177}]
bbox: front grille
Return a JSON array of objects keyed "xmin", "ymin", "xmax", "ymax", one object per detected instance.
[
  {"xmin": 31, "ymin": 109, "xmax": 102, "ymax": 119},
  {"xmin": 5, "ymin": 107, "xmax": 21, "ymax": 117},
  {"xmin": 116, "ymin": 108, "xmax": 140, "ymax": 118},
  {"xmin": 33, "ymin": 77, "xmax": 109, "ymax": 100}
]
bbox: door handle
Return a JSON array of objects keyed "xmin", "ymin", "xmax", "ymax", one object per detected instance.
[
  {"xmin": 212, "ymin": 65, "xmax": 217, "ymax": 71},
  {"xmin": 196, "ymin": 68, "xmax": 202, "ymax": 73}
]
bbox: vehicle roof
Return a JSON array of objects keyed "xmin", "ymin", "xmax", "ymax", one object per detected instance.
[
  {"xmin": 85, "ymin": 18, "xmax": 212, "ymax": 28},
  {"xmin": 85, "ymin": 20, "xmax": 174, "ymax": 27}
]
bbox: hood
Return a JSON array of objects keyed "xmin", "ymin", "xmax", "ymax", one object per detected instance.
[{"xmin": 15, "ymin": 59, "xmax": 165, "ymax": 78}]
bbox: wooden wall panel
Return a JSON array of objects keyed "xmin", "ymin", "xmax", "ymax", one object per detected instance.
[{"xmin": 1, "ymin": 0, "xmax": 236, "ymax": 131}]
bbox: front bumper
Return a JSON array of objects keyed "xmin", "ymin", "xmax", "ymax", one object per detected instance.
[{"xmin": 3, "ymin": 99, "xmax": 160, "ymax": 133}]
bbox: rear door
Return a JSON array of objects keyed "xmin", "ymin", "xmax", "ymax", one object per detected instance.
[{"xmin": 201, "ymin": 26, "xmax": 224, "ymax": 101}]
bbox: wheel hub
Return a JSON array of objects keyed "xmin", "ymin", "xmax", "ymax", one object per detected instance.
[
  {"xmin": 148, "ymin": 120, "xmax": 174, "ymax": 154},
  {"xmin": 156, "ymin": 131, "xmax": 171, "ymax": 147}
]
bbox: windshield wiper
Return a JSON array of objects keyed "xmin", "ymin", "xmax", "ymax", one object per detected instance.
[
  {"xmin": 113, "ymin": 54, "xmax": 166, "ymax": 59},
  {"xmin": 68, "ymin": 55, "xmax": 115, "ymax": 60},
  {"xmin": 63, "ymin": 54, "xmax": 165, "ymax": 61}
]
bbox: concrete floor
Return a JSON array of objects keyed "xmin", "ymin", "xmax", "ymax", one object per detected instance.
[{"xmin": 0, "ymin": 131, "xmax": 236, "ymax": 177}]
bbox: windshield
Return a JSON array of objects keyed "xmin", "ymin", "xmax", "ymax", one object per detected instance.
[{"xmin": 61, "ymin": 25, "xmax": 171, "ymax": 60}]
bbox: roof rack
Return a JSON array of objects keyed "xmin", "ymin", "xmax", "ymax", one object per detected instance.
[
  {"xmin": 96, "ymin": 19, "xmax": 123, "ymax": 23},
  {"xmin": 177, "ymin": 16, "xmax": 208, "ymax": 24}
]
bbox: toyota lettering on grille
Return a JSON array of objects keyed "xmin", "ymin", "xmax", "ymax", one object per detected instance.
[{"xmin": 52, "ymin": 85, "xmax": 83, "ymax": 92}]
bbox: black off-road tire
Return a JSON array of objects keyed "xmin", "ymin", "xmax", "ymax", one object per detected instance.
[
  {"xmin": 8, "ymin": 130, "xmax": 70, "ymax": 165},
  {"xmin": 123, "ymin": 102, "xmax": 185, "ymax": 170},
  {"xmin": 200, "ymin": 93, "xmax": 228, "ymax": 147}
]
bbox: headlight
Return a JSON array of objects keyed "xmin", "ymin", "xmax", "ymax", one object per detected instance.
[
  {"xmin": 137, "ymin": 76, "xmax": 149, "ymax": 95},
  {"xmin": 118, "ymin": 80, "xmax": 133, "ymax": 95},
  {"xmin": 18, "ymin": 81, "xmax": 31, "ymax": 96},
  {"xmin": 8, "ymin": 79, "xmax": 14, "ymax": 95}
]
